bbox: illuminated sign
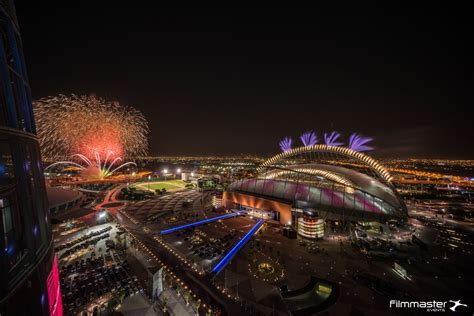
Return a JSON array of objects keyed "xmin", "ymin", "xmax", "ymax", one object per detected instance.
[
  {"xmin": 317, "ymin": 284, "xmax": 332, "ymax": 295},
  {"xmin": 47, "ymin": 256, "xmax": 63, "ymax": 316}
]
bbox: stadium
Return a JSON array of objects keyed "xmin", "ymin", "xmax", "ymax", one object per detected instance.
[{"xmin": 223, "ymin": 142, "xmax": 408, "ymax": 239}]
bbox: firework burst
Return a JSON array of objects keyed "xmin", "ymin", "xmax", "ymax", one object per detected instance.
[
  {"xmin": 323, "ymin": 131, "xmax": 344, "ymax": 147},
  {"xmin": 348, "ymin": 133, "xmax": 374, "ymax": 152},
  {"xmin": 300, "ymin": 131, "xmax": 318, "ymax": 146},
  {"xmin": 279, "ymin": 137, "xmax": 293, "ymax": 152},
  {"xmin": 34, "ymin": 94, "xmax": 149, "ymax": 178}
]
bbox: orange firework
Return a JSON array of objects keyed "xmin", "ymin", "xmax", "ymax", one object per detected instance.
[{"xmin": 33, "ymin": 94, "xmax": 149, "ymax": 178}]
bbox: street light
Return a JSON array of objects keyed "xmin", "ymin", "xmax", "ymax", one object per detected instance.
[
  {"xmin": 97, "ymin": 211, "xmax": 108, "ymax": 222},
  {"xmin": 177, "ymin": 168, "xmax": 181, "ymax": 173},
  {"xmin": 148, "ymin": 175, "xmax": 151, "ymax": 191},
  {"xmin": 163, "ymin": 169, "xmax": 168, "ymax": 181}
]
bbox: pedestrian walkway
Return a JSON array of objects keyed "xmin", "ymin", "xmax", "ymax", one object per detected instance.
[
  {"xmin": 159, "ymin": 288, "xmax": 196, "ymax": 316},
  {"xmin": 129, "ymin": 239, "xmax": 158, "ymax": 269},
  {"xmin": 118, "ymin": 293, "xmax": 156, "ymax": 316},
  {"xmin": 127, "ymin": 240, "xmax": 195, "ymax": 315}
]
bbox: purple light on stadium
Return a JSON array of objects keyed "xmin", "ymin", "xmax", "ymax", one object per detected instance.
[
  {"xmin": 279, "ymin": 137, "xmax": 293, "ymax": 152},
  {"xmin": 323, "ymin": 131, "xmax": 343, "ymax": 146},
  {"xmin": 300, "ymin": 131, "xmax": 318, "ymax": 146},
  {"xmin": 348, "ymin": 133, "xmax": 374, "ymax": 152}
]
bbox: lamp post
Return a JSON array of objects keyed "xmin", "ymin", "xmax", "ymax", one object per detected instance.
[
  {"xmin": 148, "ymin": 175, "xmax": 151, "ymax": 191},
  {"xmin": 163, "ymin": 169, "xmax": 168, "ymax": 181}
]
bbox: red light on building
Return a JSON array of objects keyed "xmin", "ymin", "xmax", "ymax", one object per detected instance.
[{"xmin": 47, "ymin": 256, "xmax": 63, "ymax": 316}]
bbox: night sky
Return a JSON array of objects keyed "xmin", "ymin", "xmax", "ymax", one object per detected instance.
[{"xmin": 15, "ymin": 5, "xmax": 473, "ymax": 158}]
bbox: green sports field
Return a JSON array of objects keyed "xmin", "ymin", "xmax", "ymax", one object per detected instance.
[{"xmin": 134, "ymin": 179, "xmax": 186, "ymax": 191}]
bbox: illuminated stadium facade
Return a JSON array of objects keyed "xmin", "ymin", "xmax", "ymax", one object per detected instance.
[{"xmin": 223, "ymin": 143, "xmax": 407, "ymax": 238}]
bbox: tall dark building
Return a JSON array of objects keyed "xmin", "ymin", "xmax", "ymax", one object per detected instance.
[{"xmin": 0, "ymin": 1, "xmax": 62, "ymax": 315}]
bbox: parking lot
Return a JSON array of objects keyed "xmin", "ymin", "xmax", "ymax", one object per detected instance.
[
  {"xmin": 161, "ymin": 222, "xmax": 241, "ymax": 271},
  {"xmin": 60, "ymin": 252, "xmax": 142, "ymax": 315},
  {"xmin": 54, "ymin": 222, "xmax": 147, "ymax": 315}
]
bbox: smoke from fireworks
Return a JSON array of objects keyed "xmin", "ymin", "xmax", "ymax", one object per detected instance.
[{"xmin": 34, "ymin": 94, "xmax": 149, "ymax": 178}]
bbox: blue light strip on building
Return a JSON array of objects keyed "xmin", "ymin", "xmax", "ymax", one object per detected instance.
[
  {"xmin": 159, "ymin": 211, "xmax": 245, "ymax": 235},
  {"xmin": 211, "ymin": 219, "xmax": 264, "ymax": 275}
]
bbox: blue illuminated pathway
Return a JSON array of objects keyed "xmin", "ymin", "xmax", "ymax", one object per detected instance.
[
  {"xmin": 159, "ymin": 211, "xmax": 245, "ymax": 235},
  {"xmin": 211, "ymin": 219, "xmax": 264, "ymax": 275}
]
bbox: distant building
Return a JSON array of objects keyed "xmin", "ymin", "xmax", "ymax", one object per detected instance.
[
  {"xmin": 0, "ymin": 1, "xmax": 62, "ymax": 315},
  {"xmin": 181, "ymin": 172, "xmax": 191, "ymax": 181},
  {"xmin": 212, "ymin": 193, "xmax": 223, "ymax": 208},
  {"xmin": 46, "ymin": 186, "xmax": 84, "ymax": 216}
]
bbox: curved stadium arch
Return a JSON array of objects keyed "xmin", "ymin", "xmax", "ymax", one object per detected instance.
[{"xmin": 257, "ymin": 144, "xmax": 393, "ymax": 184}]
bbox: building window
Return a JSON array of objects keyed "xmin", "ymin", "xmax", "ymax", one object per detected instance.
[
  {"xmin": 0, "ymin": 194, "xmax": 26, "ymax": 269},
  {"xmin": 1, "ymin": 16, "xmax": 31, "ymax": 131},
  {"xmin": 0, "ymin": 140, "xmax": 15, "ymax": 185},
  {"xmin": 0, "ymin": 76, "xmax": 7, "ymax": 125},
  {"xmin": 0, "ymin": 26, "xmax": 11, "ymax": 126},
  {"xmin": 1, "ymin": 197, "xmax": 13, "ymax": 245}
]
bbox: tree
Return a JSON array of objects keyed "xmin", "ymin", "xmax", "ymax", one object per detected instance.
[
  {"xmin": 162, "ymin": 296, "xmax": 168, "ymax": 313},
  {"xmin": 162, "ymin": 269, "xmax": 167, "ymax": 287},
  {"xmin": 118, "ymin": 289, "xmax": 126, "ymax": 303},
  {"xmin": 108, "ymin": 300, "xmax": 119, "ymax": 312},
  {"xmin": 184, "ymin": 290, "xmax": 190, "ymax": 306},
  {"xmin": 194, "ymin": 301, "xmax": 201, "ymax": 316},
  {"xmin": 107, "ymin": 289, "xmax": 125, "ymax": 312}
]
